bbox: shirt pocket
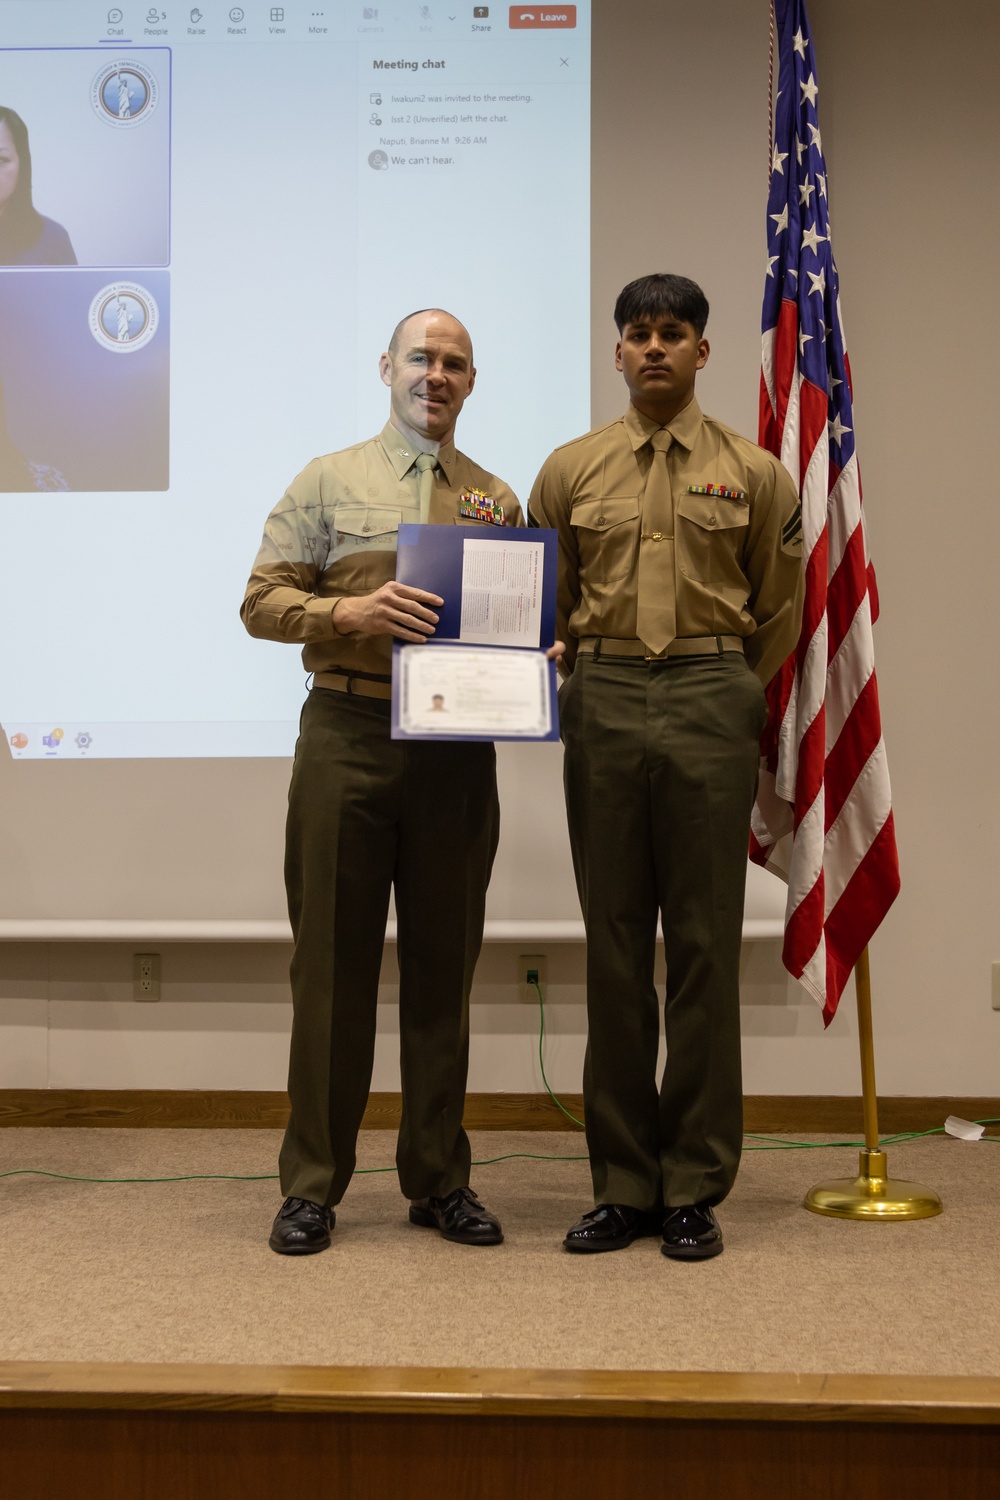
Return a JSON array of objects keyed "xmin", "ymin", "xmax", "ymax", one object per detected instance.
[
  {"xmin": 676, "ymin": 493, "xmax": 749, "ymax": 591},
  {"xmin": 572, "ymin": 496, "xmax": 640, "ymax": 585},
  {"xmin": 330, "ymin": 506, "xmax": 402, "ymax": 590}
]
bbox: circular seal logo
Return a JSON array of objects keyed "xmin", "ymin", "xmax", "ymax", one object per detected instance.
[
  {"xmin": 89, "ymin": 282, "xmax": 159, "ymax": 353},
  {"xmin": 91, "ymin": 59, "xmax": 159, "ymax": 127}
]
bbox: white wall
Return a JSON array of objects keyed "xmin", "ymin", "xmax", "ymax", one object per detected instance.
[{"xmin": 2, "ymin": 0, "xmax": 998, "ymax": 1097}]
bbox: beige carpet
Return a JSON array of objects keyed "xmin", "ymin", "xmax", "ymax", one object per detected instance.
[{"xmin": 0, "ymin": 1128, "xmax": 997, "ymax": 1376}]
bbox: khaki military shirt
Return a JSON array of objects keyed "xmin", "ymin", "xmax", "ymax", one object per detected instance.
[
  {"xmin": 241, "ymin": 421, "xmax": 523, "ymax": 688},
  {"xmin": 528, "ymin": 399, "xmax": 803, "ymax": 685}
]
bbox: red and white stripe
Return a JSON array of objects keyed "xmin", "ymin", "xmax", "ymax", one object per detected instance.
[{"xmin": 751, "ymin": 301, "xmax": 900, "ymax": 1024}]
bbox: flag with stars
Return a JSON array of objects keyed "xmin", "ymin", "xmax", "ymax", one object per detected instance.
[{"xmin": 750, "ymin": 0, "xmax": 900, "ymax": 1024}]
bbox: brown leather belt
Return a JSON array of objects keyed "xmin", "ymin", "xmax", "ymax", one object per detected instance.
[
  {"xmin": 577, "ymin": 635, "xmax": 744, "ymax": 662},
  {"xmin": 313, "ymin": 668, "xmax": 392, "ymax": 700}
]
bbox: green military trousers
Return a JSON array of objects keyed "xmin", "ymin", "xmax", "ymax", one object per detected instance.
[
  {"xmin": 560, "ymin": 650, "xmax": 767, "ymax": 1211},
  {"xmin": 279, "ymin": 686, "xmax": 500, "ymax": 1208}
]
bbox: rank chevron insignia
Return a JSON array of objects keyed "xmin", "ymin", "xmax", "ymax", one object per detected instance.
[{"xmin": 781, "ymin": 500, "xmax": 803, "ymax": 554}]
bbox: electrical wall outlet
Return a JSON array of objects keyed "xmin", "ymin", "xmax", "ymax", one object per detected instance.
[
  {"xmin": 992, "ymin": 962, "xmax": 1000, "ymax": 1011},
  {"xmin": 518, "ymin": 953, "xmax": 548, "ymax": 1005},
  {"xmin": 133, "ymin": 952, "xmax": 161, "ymax": 1002}
]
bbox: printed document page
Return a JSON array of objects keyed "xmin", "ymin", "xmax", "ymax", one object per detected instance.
[
  {"xmin": 459, "ymin": 537, "xmax": 545, "ymax": 647},
  {"xmin": 397, "ymin": 645, "xmax": 551, "ymax": 738}
]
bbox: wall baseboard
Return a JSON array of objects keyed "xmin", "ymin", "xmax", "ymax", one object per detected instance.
[{"xmin": 0, "ymin": 1090, "xmax": 996, "ymax": 1134}]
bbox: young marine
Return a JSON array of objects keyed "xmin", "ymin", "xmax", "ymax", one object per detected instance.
[{"xmin": 529, "ymin": 273, "xmax": 803, "ymax": 1260}]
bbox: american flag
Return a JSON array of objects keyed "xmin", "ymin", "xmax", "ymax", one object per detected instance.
[{"xmin": 750, "ymin": 0, "xmax": 900, "ymax": 1024}]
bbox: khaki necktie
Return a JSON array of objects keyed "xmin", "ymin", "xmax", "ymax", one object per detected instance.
[
  {"xmin": 414, "ymin": 451, "xmax": 437, "ymax": 524},
  {"xmin": 635, "ymin": 428, "xmax": 676, "ymax": 656}
]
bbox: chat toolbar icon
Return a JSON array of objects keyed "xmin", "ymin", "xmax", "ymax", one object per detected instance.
[{"xmin": 108, "ymin": 7, "xmax": 124, "ymax": 20}]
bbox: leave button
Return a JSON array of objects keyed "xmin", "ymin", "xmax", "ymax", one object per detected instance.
[{"xmin": 508, "ymin": 5, "xmax": 577, "ymax": 26}]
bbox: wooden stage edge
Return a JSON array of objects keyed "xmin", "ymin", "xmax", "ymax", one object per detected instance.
[
  {"xmin": 0, "ymin": 1088, "xmax": 998, "ymax": 1133},
  {"xmin": 6, "ymin": 1365, "xmax": 1000, "ymax": 1500},
  {"xmin": 2, "ymin": 1362, "xmax": 1000, "ymax": 1426}
]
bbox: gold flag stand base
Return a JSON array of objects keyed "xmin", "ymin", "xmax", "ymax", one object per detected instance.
[
  {"xmin": 805, "ymin": 1148, "xmax": 943, "ymax": 1221},
  {"xmin": 803, "ymin": 947, "xmax": 943, "ymax": 1223}
]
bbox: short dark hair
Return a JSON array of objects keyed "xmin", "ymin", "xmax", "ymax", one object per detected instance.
[
  {"xmin": 0, "ymin": 107, "xmax": 43, "ymax": 261},
  {"xmin": 613, "ymin": 274, "xmax": 709, "ymax": 337}
]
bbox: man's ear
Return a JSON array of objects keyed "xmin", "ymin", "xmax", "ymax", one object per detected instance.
[
  {"xmin": 696, "ymin": 338, "xmax": 710, "ymax": 370},
  {"xmin": 378, "ymin": 351, "xmax": 392, "ymax": 388},
  {"xmin": 614, "ymin": 340, "xmax": 623, "ymax": 372}
]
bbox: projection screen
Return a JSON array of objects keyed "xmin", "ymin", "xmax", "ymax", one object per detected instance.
[{"xmin": 0, "ymin": 0, "xmax": 591, "ymax": 760}]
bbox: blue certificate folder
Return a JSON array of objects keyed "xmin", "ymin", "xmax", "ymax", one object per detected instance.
[{"xmin": 391, "ymin": 522, "xmax": 560, "ymax": 742}]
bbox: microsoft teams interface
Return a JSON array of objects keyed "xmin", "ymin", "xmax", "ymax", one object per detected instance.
[{"xmin": 0, "ymin": 1, "xmax": 589, "ymax": 758}]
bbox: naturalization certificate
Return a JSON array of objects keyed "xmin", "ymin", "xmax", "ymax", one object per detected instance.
[{"xmin": 394, "ymin": 643, "xmax": 554, "ymax": 740}]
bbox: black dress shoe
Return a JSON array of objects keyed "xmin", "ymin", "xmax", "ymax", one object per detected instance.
[
  {"xmin": 563, "ymin": 1203, "xmax": 662, "ymax": 1253},
  {"xmin": 409, "ymin": 1186, "xmax": 504, "ymax": 1245},
  {"xmin": 269, "ymin": 1196, "xmax": 335, "ymax": 1255},
  {"xmin": 660, "ymin": 1203, "xmax": 724, "ymax": 1260}
]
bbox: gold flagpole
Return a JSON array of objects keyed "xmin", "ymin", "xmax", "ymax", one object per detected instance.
[{"xmin": 804, "ymin": 945, "xmax": 942, "ymax": 1220}]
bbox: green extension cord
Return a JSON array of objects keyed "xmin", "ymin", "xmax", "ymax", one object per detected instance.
[{"xmin": 0, "ymin": 978, "xmax": 996, "ymax": 1185}]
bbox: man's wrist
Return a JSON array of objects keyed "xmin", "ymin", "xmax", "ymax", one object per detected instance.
[{"xmin": 331, "ymin": 597, "xmax": 351, "ymax": 634}]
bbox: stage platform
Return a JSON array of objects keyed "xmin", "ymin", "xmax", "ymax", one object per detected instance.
[
  {"xmin": 3, "ymin": 1361, "xmax": 1000, "ymax": 1498},
  {"xmin": 1, "ymin": 1124, "xmax": 998, "ymax": 1497}
]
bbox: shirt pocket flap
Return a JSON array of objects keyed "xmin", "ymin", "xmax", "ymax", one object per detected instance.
[
  {"xmin": 572, "ymin": 496, "xmax": 640, "ymax": 532},
  {"xmin": 677, "ymin": 494, "xmax": 749, "ymax": 531},
  {"xmin": 334, "ymin": 507, "xmax": 401, "ymax": 539}
]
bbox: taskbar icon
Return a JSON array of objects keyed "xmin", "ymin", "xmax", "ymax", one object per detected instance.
[{"xmin": 6, "ymin": 727, "xmax": 95, "ymax": 756}]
